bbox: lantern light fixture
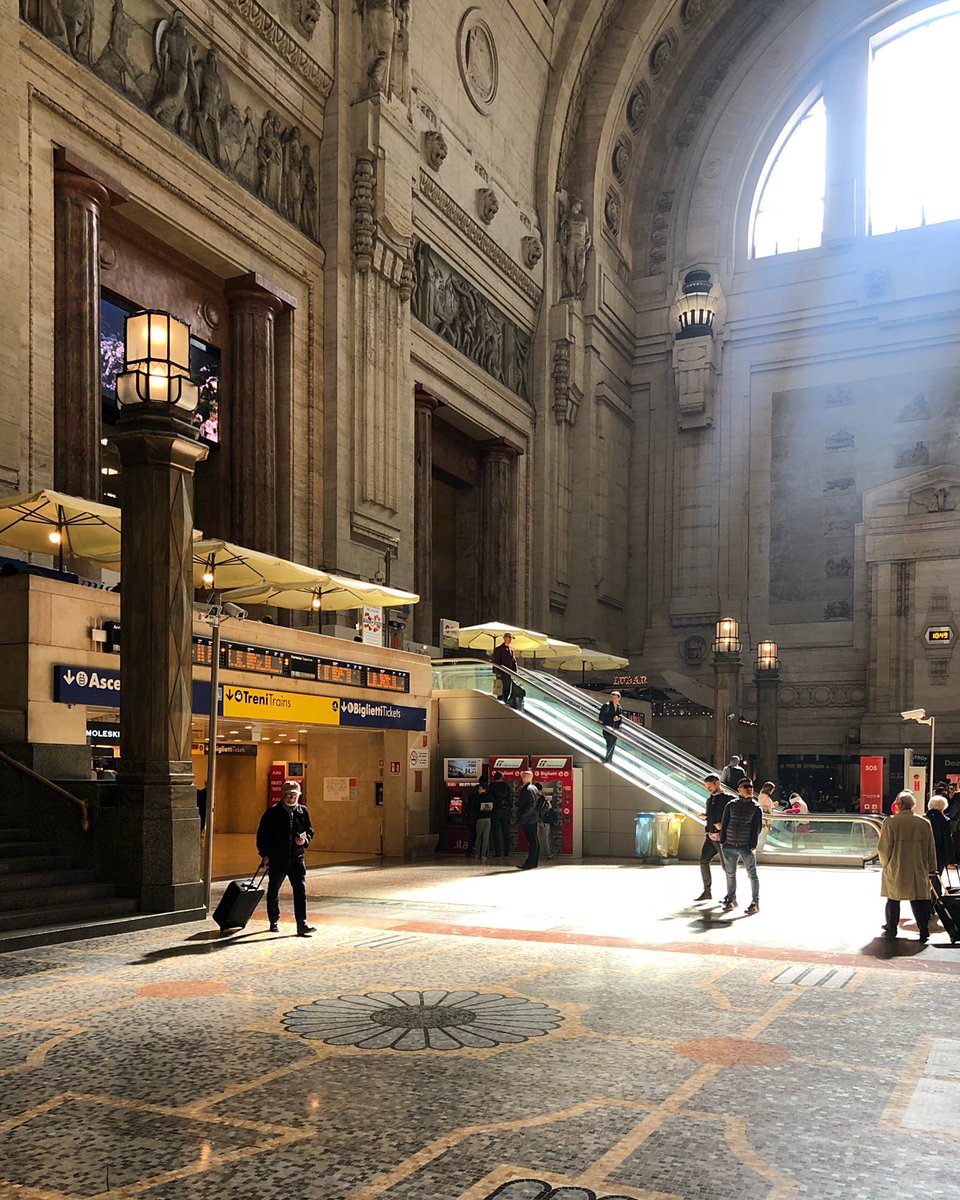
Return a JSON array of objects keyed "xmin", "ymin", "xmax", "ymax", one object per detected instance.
[
  {"xmin": 756, "ymin": 639, "xmax": 780, "ymax": 671},
  {"xmin": 713, "ymin": 617, "xmax": 741, "ymax": 655},
  {"xmin": 311, "ymin": 591, "xmax": 322, "ymax": 611},
  {"xmin": 116, "ymin": 310, "xmax": 199, "ymax": 414},
  {"xmin": 676, "ymin": 269, "xmax": 718, "ymax": 339}
]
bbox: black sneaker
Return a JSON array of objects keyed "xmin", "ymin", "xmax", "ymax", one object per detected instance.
[
  {"xmin": 297, "ymin": 924, "xmax": 316, "ymax": 937},
  {"xmin": 882, "ymin": 926, "xmax": 897, "ymax": 939},
  {"xmin": 744, "ymin": 902, "xmax": 760, "ymax": 915},
  {"xmin": 268, "ymin": 922, "xmax": 279, "ymax": 933},
  {"xmin": 721, "ymin": 900, "xmax": 736, "ymax": 912},
  {"xmin": 694, "ymin": 890, "xmax": 712, "ymax": 902}
]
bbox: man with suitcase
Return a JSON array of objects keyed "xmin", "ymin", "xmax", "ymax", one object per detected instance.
[{"xmin": 256, "ymin": 780, "xmax": 317, "ymax": 937}]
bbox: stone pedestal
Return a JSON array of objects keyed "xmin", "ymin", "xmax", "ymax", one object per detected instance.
[
  {"xmin": 225, "ymin": 273, "xmax": 291, "ymax": 554},
  {"xmin": 755, "ymin": 670, "xmax": 780, "ymax": 787},
  {"xmin": 413, "ymin": 388, "xmax": 438, "ymax": 644},
  {"xmin": 53, "ymin": 151, "xmax": 125, "ymax": 499},
  {"xmin": 712, "ymin": 654, "xmax": 742, "ymax": 771},
  {"xmin": 479, "ymin": 438, "xmax": 521, "ymax": 620},
  {"xmin": 112, "ymin": 407, "xmax": 207, "ymax": 912}
]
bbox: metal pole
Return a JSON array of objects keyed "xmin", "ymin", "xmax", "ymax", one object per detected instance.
[
  {"xmin": 202, "ymin": 614, "xmax": 221, "ymax": 912},
  {"xmin": 930, "ymin": 717, "xmax": 936, "ymax": 808}
]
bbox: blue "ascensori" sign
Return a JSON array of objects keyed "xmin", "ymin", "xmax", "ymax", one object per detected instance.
[{"xmin": 54, "ymin": 665, "xmax": 213, "ymax": 714}]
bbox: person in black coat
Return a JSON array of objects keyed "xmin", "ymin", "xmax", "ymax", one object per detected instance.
[
  {"xmin": 926, "ymin": 795, "xmax": 953, "ymax": 877},
  {"xmin": 598, "ymin": 691, "xmax": 623, "ymax": 763},
  {"xmin": 256, "ymin": 780, "xmax": 316, "ymax": 936},
  {"xmin": 489, "ymin": 771, "xmax": 512, "ymax": 859}
]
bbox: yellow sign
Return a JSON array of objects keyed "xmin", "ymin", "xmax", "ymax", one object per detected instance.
[{"xmin": 221, "ymin": 685, "xmax": 340, "ymax": 726}]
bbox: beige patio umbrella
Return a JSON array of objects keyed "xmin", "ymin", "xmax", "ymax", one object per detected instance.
[
  {"xmin": 517, "ymin": 636, "xmax": 581, "ymax": 659},
  {"xmin": 191, "ymin": 539, "xmax": 330, "ymax": 593},
  {"xmin": 456, "ymin": 621, "xmax": 549, "ymax": 654},
  {"xmin": 222, "ymin": 573, "xmax": 419, "ymax": 611},
  {"xmin": 0, "ymin": 489, "xmax": 123, "ymax": 571},
  {"xmin": 551, "ymin": 647, "xmax": 630, "ymax": 686}
]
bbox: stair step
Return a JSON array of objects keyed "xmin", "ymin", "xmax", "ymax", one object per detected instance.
[
  {"xmin": 0, "ymin": 867, "xmax": 96, "ymax": 891},
  {"xmin": 0, "ymin": 855, "xmax": 72, "ymax": 875},
  {"xmin": 0, "ymin": 883, "xmax": 115, "ymax": 912},
  {"xmin": 0, "ymin": 897, "xmax": 139, "ymax": 933},
  {"xmin": 0, "ymin": 842, "xmax": 53, "ymax": 857},
  {"xmin": 0, "ymin": 829, "xmax": 33, "ymax": 842}
]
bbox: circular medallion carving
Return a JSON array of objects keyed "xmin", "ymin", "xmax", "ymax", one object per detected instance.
[
  {"xmin": 199, "ymin": 299, "xmax": 222, "ymax": 331},
  {"xmin": 457, "ymin": 9, "xmax": 498, "ymax": 114},
  {"xmin": 99, "ymin": 239, "xmax": 117, "ymax": 271},
  {"xmin": 701, "ymin": 157, "xmax": 722, "ymax": 180}
]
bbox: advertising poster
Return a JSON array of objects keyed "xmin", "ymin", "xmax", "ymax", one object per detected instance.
[
  {"xmin": 362, "ymin": 606, "xmax": 384, "ymax": 646},
  {"xmin": 268, "ymin": 762, "xmax": 287, "ymax": 806}
]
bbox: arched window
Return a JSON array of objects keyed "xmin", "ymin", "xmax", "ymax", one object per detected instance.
[
  {"xmin": 748, "ymin": 0, "xmax": 960, "ymax": 259},
  {"xmin": 867, "ymin": 0, "xmax": 960, "ymax": 235},
  {"xmin": 750, "ymin": 95, "xmax": 826, "ymax": 260}
]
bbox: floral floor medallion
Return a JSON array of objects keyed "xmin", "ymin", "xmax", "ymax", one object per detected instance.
[{"xmin": 283, "ymin": 989, "xmax": 563, "ymax": 1051}]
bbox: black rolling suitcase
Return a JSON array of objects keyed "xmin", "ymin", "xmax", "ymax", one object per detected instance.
[
  {"xmin": 510, "ymin": 684, "xmax": 525, "ymax": 711},
  {"xmin": 931, "ymin": 868, "xmax": 960, "ymax": 944},
  {"xmin": 213, "ymin": 863, "xmax": 267, "ymax": 932}
]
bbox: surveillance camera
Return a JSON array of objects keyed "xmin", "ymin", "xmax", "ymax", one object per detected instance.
[
  {"xmin": 726, "ymin": 712, "xmax": 737, "ymax": 721},
  {"xmin": 901, "ymin": 708, "xmax": 926, "ymax": 721},
  {"xmin": 223, "ymin": 602, "xmax": 248, "ymax": 621}
]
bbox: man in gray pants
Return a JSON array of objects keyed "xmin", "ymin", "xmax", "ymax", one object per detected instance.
[{"xmin": 474, "ymin": 782, "xmax": 493, "ymax": 863}]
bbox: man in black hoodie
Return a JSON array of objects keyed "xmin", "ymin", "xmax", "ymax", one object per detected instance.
[
  {"xmin": 719, "ymin": 778, "xmax": 763, "ymax": 914},
  {"xmin": 695, "ymin": 773, "xmax": 730, "ymax": 902},
  {"xmin": 256, "ymin": 780, "xmax": 316, "ymax": 936}
]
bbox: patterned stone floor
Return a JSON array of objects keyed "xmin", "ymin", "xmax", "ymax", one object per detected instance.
[{"xmin": 2, "ymin": 858, "xmax": 959, "ymax": 1199}]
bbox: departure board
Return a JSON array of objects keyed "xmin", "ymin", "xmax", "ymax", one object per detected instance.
[
  {"xmin": 190, "ymin": 637, "xmax": 410, "ymax": 693},
  {"xmin": 225, "ymin": 644, "xmax": 286, "ymax": 675}
]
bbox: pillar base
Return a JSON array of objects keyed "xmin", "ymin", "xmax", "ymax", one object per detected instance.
[{"xmin": 114, "ymin": 771, "xmax": 202, "ymax": 914}]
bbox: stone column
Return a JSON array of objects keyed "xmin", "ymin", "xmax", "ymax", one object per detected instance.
[
  {"xmin": 224, "ymin": 273, "xmax": 291, "ymax": 554},
  {"xmin": 478, "ymin": 438, "xmax": 521, "ymax": 620},
  {"xmin": 53, "ymin": 151, "xmax": 125, "ymax": 499},
  {"xmin": 755, "ymin": 669, "xmax": 780, "ymax": 787},
  {"xmin": 413, "ymin": 388, "xmax": 438, "ymax": 644},
  {"xmin": 712, "ymin": 653, "xmax": 742, "ymax": 772},
  {"xmin": 113, "ymin": 407, "xmax": 208, "ymax": 913}
]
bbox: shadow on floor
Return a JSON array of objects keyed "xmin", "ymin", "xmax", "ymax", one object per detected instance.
[{"xmin": 130, "ymin": 927, "xmax": 269, "ymax": 963}]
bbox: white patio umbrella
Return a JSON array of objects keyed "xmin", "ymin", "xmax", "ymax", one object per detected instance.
[
  {"xmin": 191, "ymin": 540, "xmax": 330, "ymax": 593},
  {"xmin": 551, "ymin": 648, "xmax": 630, "ymax": 686},
  {"xmin": 0, "ymin": 488, "xmax": 122, "ymax": 570},
  {"xmin": 517, "ymin": 636, "xmax": 581, "ymax": 659},
  {"xmin": 456, "ymin": 621, "xmax": 549, "ymax": 654},
  {"xmin": 222, "ymin": 573, "xmax": 419, "ymax": 612}
]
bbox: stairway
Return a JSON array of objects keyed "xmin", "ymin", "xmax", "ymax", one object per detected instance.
[{"xmin": 0, "ymin": 825, "xmax": 138, "ymax": 935}]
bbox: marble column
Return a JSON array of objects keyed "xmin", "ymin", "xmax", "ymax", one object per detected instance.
[
  {"xmin": 53, "ymin": 151, "xmax": 125, "ymax": 499},
  {"xmin": 712, "ymin": 654, "xmax": 742, "ymax": 772},
  {"xmin": 413, "ymin": 388, "xmax": 438, "ymax": 644},
  {"xmin": 224, "ymin": 273, "xmax": 291, "ymax": 554},
  {"xmin": 112, "ymin": 405, "xmax": 208, "ymax": 912},
  {"xmin": 755, "ymin": 669, "xmax": 780, "ymax": 788},
  {"xmin": 478, "ymin": 437, "xmax": 521, "ymax": 620}
]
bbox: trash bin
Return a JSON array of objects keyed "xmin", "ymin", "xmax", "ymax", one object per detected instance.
[
  {"xmin": 653, "ymin": 812, "xmax": 686, "ymax": 859},
  {"xmin": 635, "ymin": 812, "xmax": 655, "ymax": 858}
]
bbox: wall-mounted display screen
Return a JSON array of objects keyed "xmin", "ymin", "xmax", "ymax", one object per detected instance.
[{"xmin": 186, "ymin": 637, "xmax": 410, "ymax": 693}]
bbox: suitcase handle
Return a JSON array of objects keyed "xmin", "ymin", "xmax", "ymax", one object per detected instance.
[{"xmin": 248, "ymin": 861, "xmax": 268, "ymax": 888}]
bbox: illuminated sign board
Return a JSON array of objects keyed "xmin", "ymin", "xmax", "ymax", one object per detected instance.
[
  {"xmin": 221, "ymin": 686, "xmax": 340, "ymax": 726},
  {"xmin": 925, "ymin": 626, "xmax": 955, "ymax": 646}
]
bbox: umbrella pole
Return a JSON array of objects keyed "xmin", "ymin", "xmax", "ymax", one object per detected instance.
[
  {"xmin": 56, "ymin": 505, "xmax": 64, "ymax": 574},
  {"xmin": 202, "ymin": 613, "xmax": 222, "ymax": 912}
]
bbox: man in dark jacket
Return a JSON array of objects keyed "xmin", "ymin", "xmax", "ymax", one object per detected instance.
[
  {"xmin": 598, "ymin": 691, "xmax": 623, "ymax": 763},
  {"xmin": 516, "ymin": 768, "xmax": 540, "ymax": 870},
  {"xmin": 256, "ymin": 780, "xmax": 316, "ymax": 936},
  {"xmin": 489, "ymin": 771, "xmax": 512, "ymax": 858},
  {"xmin": 695, "ymin": 773, "xmax": 730, "ymax": 902},
  {"xmin": 720, "ymin": 756, "xmax": 746, "ymax": 789},
  {"xmin": 492, "ymin": 633, "xmax": 519, "ymax": 705},
  {"xmin": 719, "ymin": 778, "xmax": 763, "ymax": 914}
]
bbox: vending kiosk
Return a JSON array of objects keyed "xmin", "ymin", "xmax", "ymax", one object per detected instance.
[
  {"xmin": 530, "ymin": 755, "xmax": 575, "ymax": 856},
  {"xmin": 443, "ymin": 757, "xmax": 483, "ymax": 853}
]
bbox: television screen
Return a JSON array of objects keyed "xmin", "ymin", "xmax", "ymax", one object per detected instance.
[{"xmin": 100, "ymin": 292, "xmax": 221, "ymax": 446}]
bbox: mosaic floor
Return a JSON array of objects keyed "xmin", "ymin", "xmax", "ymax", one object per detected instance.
[{"xmin": 3, "ymin": 859, "xmax": 959, "ymax": 1200}]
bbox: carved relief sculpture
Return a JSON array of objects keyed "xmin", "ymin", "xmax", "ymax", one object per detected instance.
[
  {"xmin": 477, "ymin": 187, "xmax": 498, "ymax": 224},
  {"xmin": 389, "ymin": 0, "xmax": 411, "ymax": 106},
  {"xmin": 458, "ymin": 9, "xmax": 498, "ymax": 112},
  {"xmin": 95, "ymin": 0, "xmax": 143, "ymax": 99},
  {"xmin": 895, "ymin": 441, "xmax": 930, "ymax": 468},
  {"xmin": 612, "ymin": 136, "xmax": 631, "ymax": 185},
  {"xmin": 423, "ymin": 129, "xmax": 447, "ymax": 171},
  {"xmin": 151, "ymin": 10, "xmax": 197, "ymax": 137},
  {"xmin": 604, "ymin": 189, "xmax": 621, "ymax": 237},
  {"xmin": 521, "ymin": 235, "xmax": 542, "ymax": 269},
  {"xmin": 359, "ymin": 0, "xmax": 397, "ymax": 95},
  {"xmin": 27, "ymin": 0, "xmax": 322, "ymax": 239},
  {"xmin": 557, "ymin": 195, "xmax": 591, "ymax": 300},
  {"xmin": 294, "ymin": 0, "xmax": 320, "ymax": 38},
  {"xmin": 411, "ymin": 240, "xmax": 529, "ymax": 398}
]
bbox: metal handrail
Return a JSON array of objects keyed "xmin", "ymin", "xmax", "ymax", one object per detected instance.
[{"xmin": 0, "ymin": 748, "xmax": 91, "ymax": 832}]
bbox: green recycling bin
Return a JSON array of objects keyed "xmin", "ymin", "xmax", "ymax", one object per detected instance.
[{"xmin": 635, "ymin": 812, "xmax": 655, "ymax": 858}]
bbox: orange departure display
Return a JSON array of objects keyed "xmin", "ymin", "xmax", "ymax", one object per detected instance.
[{"xmin": 192, "ymin": 637, "xmax": 409, "ymax": 693}]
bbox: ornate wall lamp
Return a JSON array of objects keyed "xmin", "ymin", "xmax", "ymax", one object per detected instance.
[{"xmin": 672, "ymin": 267, "xmax": 723, "ymax": 431}]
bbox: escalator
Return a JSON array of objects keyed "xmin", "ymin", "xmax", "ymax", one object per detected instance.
[{"xmin": 433, "ymin": 658, "xmax": 882, "ymax": 866}]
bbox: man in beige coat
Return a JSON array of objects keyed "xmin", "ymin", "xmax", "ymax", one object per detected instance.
[{"xmin": 878, "ymin": 791, "xmax": 937, "ymax": 943}]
